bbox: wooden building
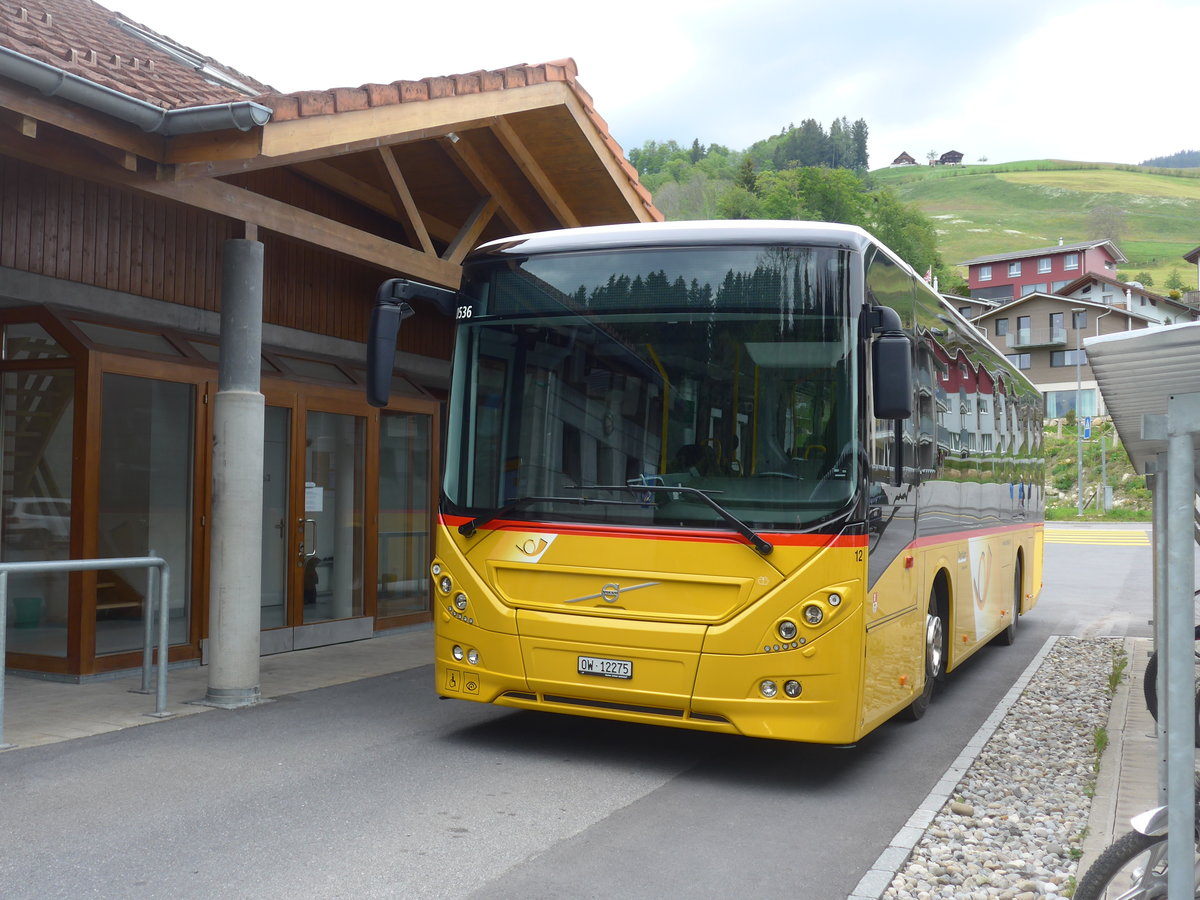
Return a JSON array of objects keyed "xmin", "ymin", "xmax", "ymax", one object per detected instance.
[{"xmin": 0, "ymin": 0, "xmax": 659, "ymax": 678}]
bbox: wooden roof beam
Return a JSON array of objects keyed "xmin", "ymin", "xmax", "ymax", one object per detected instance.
[
  {"xmin": 559, "ymin": 92, "xmax": 656, "ymax": 222},
  {"xmin": 443, "ymin": 133, "xmax": 535, "ymax": 235},
  {"xmin": 291, "ymin": 160, "xmax": 459, "ymax": 244},
  {"xmin": 376, "ymin": 147, "xmax": 435, "ymax": 255},
  {"xmin": 491, "ymin": 116, "xmax": 579, "ymax": 228},
  {"xmin": 170, "ymin": 82, "xmax": 574, "ymax": 180},
  {"xmin": 443, "ymin": 197, "xmax": 498, "ymax": 265}
]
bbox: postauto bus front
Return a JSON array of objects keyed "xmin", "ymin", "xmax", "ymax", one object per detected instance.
[{"xmin": 369, "ymin": 221, "xmax": 914, "ymax": 744}]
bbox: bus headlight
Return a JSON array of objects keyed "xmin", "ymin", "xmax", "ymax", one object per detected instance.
[
  {"xmin": 828, "ymin": 593, "xmax": 842, "ymax": 607},
  {"xmin": 454, "ymin": 592, "xmax": 468, "ymax": 611},
  {"xmin": 431, "ymin": 562, "xmax": 443, "ymax": 576},
  {"xmin": 803, "ymin": 604, "xmax": 824, "ymax": 626},
  {"xmin": 439, "ymin": 575, "xmax": 453, "ymax": 594},
  {"xmin": 778, "ymin": 620, "xmax": 798, "ymax": 641},
  {"xmin": 466, "ymin": 649, "xmax": 479, "ymax": 666},
  {"xmin": 759, "ymin": 680, "xmax": 778, "ymax": 698},
  {"xmin": 784, "ymin": 680, "xmax": 802, "ymax": 698},
  {"xmin": 452, "ymin": 645, "xmax": 464, "ymax": 661}
]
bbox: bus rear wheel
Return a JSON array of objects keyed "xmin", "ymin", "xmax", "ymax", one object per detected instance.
[{"xmin": 905, "ymin": 593, "xmax": 945, "ymax": 721}]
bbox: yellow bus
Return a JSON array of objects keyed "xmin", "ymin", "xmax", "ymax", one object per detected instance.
[{"xmin": 368, "ymin": 221, "xmax": 1044, "ymax": 744}]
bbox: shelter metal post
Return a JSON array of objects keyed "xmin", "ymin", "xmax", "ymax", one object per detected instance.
[
  {"xmin": 1159, "ymin": 393, "xmax": 1200, "ymax": 898},
  {"xmin": 1147, "ymin": 454, "xmax": 1169, "ymax": 805}
]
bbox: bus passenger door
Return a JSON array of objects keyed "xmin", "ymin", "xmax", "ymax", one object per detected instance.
[{"xmin": 862, "ymin": 420, "xmax": 920, "ymax": 729}]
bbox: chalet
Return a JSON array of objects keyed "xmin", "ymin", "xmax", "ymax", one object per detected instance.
[
  {"xmin": 938, "ymin": 150, "xmax": 964, "ymax": 166},
  {"xmin": 1055, "ymin": 273, "xmax": 1199, "ymax": 326},
  {"xmin": 0, "ymin": 0, "xmax": 659, "ymax": 682},
  {"xmin": 971, "ymin": 292, "xmax": 1153, "ymax": 418},
  {"xmin": 958, "ymin": 239, "xmax": 1127, "ymax": 302},
  {"xmin": 892, "ymin": 151, "xmax": 917, "ymax": 166}
]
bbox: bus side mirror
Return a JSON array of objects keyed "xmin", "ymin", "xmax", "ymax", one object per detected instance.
[
  {"xmin": 870, "ymin": 306, "xmax": 913, "ymax": 419},
  {"xmin": 366, "ymin": 278, "xmax": 458, "ymax": 408}
]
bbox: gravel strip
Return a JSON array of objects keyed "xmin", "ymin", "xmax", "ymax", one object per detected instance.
[{"xmin": 881, "ymin": 636, "xmax": 1120, "ymax": 900}]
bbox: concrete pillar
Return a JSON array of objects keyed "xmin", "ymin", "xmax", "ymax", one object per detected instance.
[{"xmin": 204, "ymin": 239, "xmax": 265, "ymax": 708}]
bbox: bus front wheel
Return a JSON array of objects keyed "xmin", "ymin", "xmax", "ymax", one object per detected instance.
[{"xmin": 905, "ymin": 594, "xmax": 945, "ymax": 721}]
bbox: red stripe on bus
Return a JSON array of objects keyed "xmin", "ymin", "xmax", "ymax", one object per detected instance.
[{"xmin": 439, "ymin": 514, "xmax": 868, "ymax": 548}]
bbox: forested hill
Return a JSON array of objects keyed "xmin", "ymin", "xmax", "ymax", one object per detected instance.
[
  {"xmin": 628, "ymin": 119, "xmax": 964, "ymax": 291},
  {"xmin": 1140, "ymin": 149, "xmax": 1199, "ymax": 168}
]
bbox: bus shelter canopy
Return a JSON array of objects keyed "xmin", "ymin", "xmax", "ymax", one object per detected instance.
[{"xmin": 1085, "ymin": 321, "xmax": 1200, "ymax": 477}]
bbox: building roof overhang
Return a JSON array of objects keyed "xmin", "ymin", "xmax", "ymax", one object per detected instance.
[
  {"xmin": 1086, "ymin": 322, "xmax": 1200, "ymax": 474},
  {"xmin": 970, "ymin": 291, "xmax": 1154, "ymax": 325},
  {"xmin": 957, "ymin": 239, "xmax": 1128, "ymax": 268}
]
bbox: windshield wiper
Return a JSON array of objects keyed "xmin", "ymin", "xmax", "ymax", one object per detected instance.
[
  {"xmin": 579, "ymin": 484, "xmax": 773, "ymax": 555},
  {"xmin": 458, "ymin": 493, "xmax": 644, "ymax": 537}
]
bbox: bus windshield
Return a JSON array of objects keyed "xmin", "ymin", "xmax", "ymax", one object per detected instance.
[{"xmin": 444, "ymin": 245, "xmax": 859, "ymax": 533}]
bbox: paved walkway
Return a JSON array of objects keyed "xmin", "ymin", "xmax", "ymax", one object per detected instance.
[
  {"xmin": 0, "ymin": 626, "xmax": 432, "ymax": 750},
  {"xmin": 1077, "ymin": 635, "xmax": 1159, "ymax": 877}
]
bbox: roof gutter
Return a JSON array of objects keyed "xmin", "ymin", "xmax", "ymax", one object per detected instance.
[{"xmin": 0, "ymin": 45, "xmax": 271, "ymax": 135}]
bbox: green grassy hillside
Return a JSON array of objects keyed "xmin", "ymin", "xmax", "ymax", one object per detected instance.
[{"xmin": 870, "ymin": 160, "xmax": 1200, "ymax": 289}]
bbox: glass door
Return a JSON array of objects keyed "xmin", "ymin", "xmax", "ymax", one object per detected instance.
[{"xmin": 301, "ymin": 409, "xmax": 365, "ymax": 623}]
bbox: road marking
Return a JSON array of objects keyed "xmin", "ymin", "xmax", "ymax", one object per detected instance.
[{"xmin": 1045, "ymin": 529, "xmax": 1150, "ymax": 546}]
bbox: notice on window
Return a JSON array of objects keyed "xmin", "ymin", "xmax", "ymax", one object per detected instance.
[{"xmin": 304, "ymin": 482, "xmax": 324, "ymax": 513}]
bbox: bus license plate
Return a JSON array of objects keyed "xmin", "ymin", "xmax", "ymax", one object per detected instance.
[{"xmin": 578, "ymin": 655, "xmax": 632, "ymax": 679}]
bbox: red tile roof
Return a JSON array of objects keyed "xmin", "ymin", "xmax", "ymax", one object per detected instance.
[{"xmin": 0, "ymin": 0, "xmax": 273, "ymax": 106}]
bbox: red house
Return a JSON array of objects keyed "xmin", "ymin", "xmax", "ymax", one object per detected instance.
[{"xmin": 958, "ymin": 239, "xmax": 1127, "ymax": 303}]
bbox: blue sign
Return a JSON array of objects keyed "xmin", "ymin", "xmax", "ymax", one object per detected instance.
[{"xmin": 1083, "ymin": 416, "xmax": 1092, "ymax": 439}]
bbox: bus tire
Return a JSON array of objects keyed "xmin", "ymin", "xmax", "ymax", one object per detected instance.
[
  {"xmin": 905, "ymin": 592, "xmax": 945, "ymax": 721},
  {"xmin": 994, "ymin": 558, "xmax": 1022, "ymax": 647}
]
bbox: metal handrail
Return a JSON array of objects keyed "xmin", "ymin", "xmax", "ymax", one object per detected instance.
[{"xmin": 1, "ymin": 555, "xmax": 170, "ymax": 750}]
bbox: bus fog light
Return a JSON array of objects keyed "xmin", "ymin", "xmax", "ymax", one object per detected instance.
[
  {"xmin": 777, "ymin": 620, "xmax": 797, "ymax": 641},
  {"xmin": 452, "ymin": 645, "xmax": 464, "ymax": 661},
  {"xmin": 467, "ymin": 649, "xmax": 479, "ymax": 665},
  {"xmin": 760, "ymin": 680, "xmax": 778, "ymax": 698},
  {"xmin": 431, "ymin": 562, "xmax": 443, "ymax": 576},
  {"xmin": 803, "ymin": 604, "xmax": 824, "ymax": 625},
  {"xmin": 784, "ymin": 680, "xmax": 802, "ymax": 698},
  {"xmin": 439, "ymin": 575, "xmax": 453, "ymax": 594},
  {"xmin": 454, "ymin": 592, "xmax": 469, "ymax": 611},
  {"xmin": 828, "ymin": 593, "xmax": 842, "ymax": 607}
]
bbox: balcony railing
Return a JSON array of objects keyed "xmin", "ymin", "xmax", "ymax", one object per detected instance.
[{"xmin": 1005, "ymin": 327, "xmax": 1066, "ymax": 349}]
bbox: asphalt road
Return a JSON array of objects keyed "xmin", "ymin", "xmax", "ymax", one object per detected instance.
[{"xmin": 0, "ymin": 524, "xmax": 1166, "ymax": 899}]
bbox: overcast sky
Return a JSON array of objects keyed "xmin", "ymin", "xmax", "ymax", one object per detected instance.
[{"xmin": 109, "ymin": 0, "xmax": 1195, "ymax": 170}]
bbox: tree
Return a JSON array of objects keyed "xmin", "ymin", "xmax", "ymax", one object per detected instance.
[
  {"xmin": 1165, "ymin": 268, "xmax": 1186, "ymax": 291},
  {"xmin": 735, "ymin": 156, "xmax": 757, "ymax": 193},
  {"xmin": 867, "ymin": 189, "xmax": 942, "ymax": 276},
  {"xmin": 850, "ymin": 118, "xmax": 869, "ymax": 171},
  {"xmin": 1087, "ymin": 203, "xmax": 1127, "ymax": 243},
  {"xmin": 715, "ymin": 185, "xmax": 762, "ymax": 219},
  {"xmin": 830, "ymin": 117, "xmax": 854, "ymax": 169},
  {"xmin": 1134, "ymin": 271, "xmax": 1155, "ymax": 287},
  {"xmin": 689, "ymin": 138, "xmax": 705, "ymax": 164}
]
